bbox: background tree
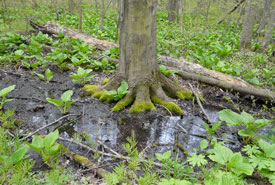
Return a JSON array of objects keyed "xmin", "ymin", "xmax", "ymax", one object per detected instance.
[
  {"xmin": 240, "ymin": 0, "xmax": 256, "ymax": 49},
  {"xmin": 85, "ymin": 0, "xmax": 192, "ymax": 114},
  {"xmin": 260, "ymin": 7, "xmax": 275, "ymax": 53},
  {"xmin": 167, "ymin": 0, "xmax": 179, "ymax": 22}
]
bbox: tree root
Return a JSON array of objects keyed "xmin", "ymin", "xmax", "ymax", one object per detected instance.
[{"xmin": 84, "ymin": 73, "xmax": 193, "ymax": 115}]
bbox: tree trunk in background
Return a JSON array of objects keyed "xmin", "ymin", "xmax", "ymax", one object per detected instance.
[
  {"xmin": 32, "ymin": 0, "xmax": 38, "ymax": 9},
  {"xmin": 205, "ymin": 0, "xmax": 211, "ymax": 22},
  {"xmin": 1, "ymin": 0, "xmax": 6, "ymax": 25},
  {"xmin": 100, "ymin": 0, "xmax": 104, "ymax": 29},
  {"xmin": 260, "ymin": 7, "xmax": 275, "ymax": 53},
  {"xmin": 78, "ymin": 0, "xmax": 82, "ymax": 32},
  {"xmin": 240, "ymin": 0, "xmax": 256, "ymax": 49},
  {"xmin": 257, "ymin": 0, "xmax": 272, "ymax": 36},
  {"xmin": 167, "ymin": 0, "xmax": 179, "ymax": 22},
  {"xmin": 53, "ymin": 0, "xmax": 60, "ymax": 20},
  {"xmin": 68, "ymin": 0, "xmax": 74, "ymax": 14}
]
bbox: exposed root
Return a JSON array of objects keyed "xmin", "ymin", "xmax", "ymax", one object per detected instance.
[{"xmin": 84, "ymin": 73, "xmax": 193, "ymax": 115}]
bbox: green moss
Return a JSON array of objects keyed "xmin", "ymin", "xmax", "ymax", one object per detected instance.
[
  {"xmin": 129, "ymin": 100, "xmax": 156, "ymax": 113},
  {"xmin": 101, "ymin": 78, "xmax": 110, "ymax": 85},
  {"xmin": 73, "ymin": 154, "xmax": 93, "ymax": 168},
  {"xmin": 92, "ymin": 91, "xmax": 113, "ymax": 102},
  {"xmin": 112, "ymin": 96, "xmax": 135, "ymax": 112},
  {"xmin": 83, "ymin": 85, "xmax": 99, "ymax": 94},
  {"xmin": 176, "ymin": 90, "xmax": 193, "ymax": 100},
  {"xmin": 152, "ymin": 96, "xmax": 183, "ymax": 114}
]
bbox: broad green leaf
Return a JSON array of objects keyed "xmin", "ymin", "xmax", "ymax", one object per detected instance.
[
  {"xmin": 0, "ymin": 155, "xmax": 9, "ymax": 162},
  {"xmin": 64, "ymin": 101, "xmax": 74, "ymax": 109},
  {"xmin": 77, "ymin": 67, "xmax": 85, "ymax": 76},
  {"xmin": 241, "ymin": 111, "xmax": 254, "ymax": 125},
  {"xmin": 49, "ymin": 144, "xmax": 61, "ymax": 154},
  {"xmin": 45, "ymin": 69, "xmax": 53, "ymax": 81},
  {"xmin": 218, "ymin": 109, "xmax": 243, "ymax": 126},
  {"xmin": 61, "ymin": 90, "xmax": 73, "ymax": 102},
  {"xmin": 212, "ymin": 121, "xmax": 222, "ymax": 132},
  {"xmin": 200, "ymin": 139, "xmax": 208, "ymax": 150},
  {"xmin": 43, "ymin": 130, "xmax": 59, "ymax": 148},
  {"xmin": 11, "ymin": 145, "xmax": 29, "ymax": 164},
  {"xmin": 227, "ymin": 152, "xmax": 242, "ymax": 169},
  {"xmin": 46, "ymin": 98, "xmax": 63, "ymax": 107},
  {"xmin": 35, "ymin": 72, "xmax": 45, "ymax": 80},
  {"xmin": 234, "ymin": 163, "xmax": 254, "ymax": 176},
  {"xmin": 86, "ymin": 75, "xmax": 96, "ymax": 81},
  {"xmin": 162, "ymin": 150, "xmax": 171, "ymax": 160},
  {"xmin": 238, "ymin": 129, "xmax": 256, "ymax": 137},
  {"xmin": 117, "ymin": 80, "xmax": 128, "ymax": 96},
  {"xmin": 3, "ymin": 99, "xmax": 14, "ymax": 104},
  {"xmin": 0, "ymin": 85, "xmax": 16, "ymax": 97},
  {"xmin": 104, "ymin": 90, "xmax": 117, "ymax": 96},
  {"xmin": 208, "ymin": 144, "xmax": 233, "ymax": 165},
  {"xmin": 158, "ymin": 178, "xmax": 192, "ymax": 185},
  {"xmin": 159, "ymin": 65, "xmax": 166, "ymax": 72},
  {"xmin": 258, "ymin": 139, "xmax": 275, "ymax": 158}
]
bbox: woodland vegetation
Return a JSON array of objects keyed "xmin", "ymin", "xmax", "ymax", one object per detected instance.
[{"xmin": 0, "ymin": 0, "xmax": 274, "ymax": 184}]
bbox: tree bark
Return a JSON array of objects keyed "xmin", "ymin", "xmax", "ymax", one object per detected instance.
[
  {"xmin": 257, "ymin": 0, "xmax": 272, "ymax": 36},
  {"xmin": 240, "ymin": 0, "xmax": 256, "ymax": 49},
  {"xmin": 30, "ymin": 20, "xmax": 275, "ymax": 100},
  {"xmin": 68, "ymin": 0, "xmax": 74, "ymax": 14},
  {"xmin": 167, "ymin": 0, "xmax": 179, "ymax": 22},
  {"xmin": 259, "ymin": 7, "xmax": 275, "ymax": 53},
  {"xmin": 78, "ymin": 0, "xmax": 82, "ymax": 32}
]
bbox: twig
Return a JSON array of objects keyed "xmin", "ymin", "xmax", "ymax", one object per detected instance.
[
  {"xmin": 58, "ymin": 137, "xmax": 163, "ymax": 168},
  {"xmin": 156, "ymin": 104, "xmax": 173, "ymax": 116},
  {"xmin": 188, "ymin": 83, "xmax": 212, "ymax": 126},
  {"xmin": 21, "ymin": 114, "xmax": 79, "ymax": 140}
]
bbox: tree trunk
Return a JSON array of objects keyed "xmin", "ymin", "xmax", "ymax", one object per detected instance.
[
  {"xmin": 68, "ymin": 0, "xmax": 74, "ymax": 14},
  {"xmin": 100, "ymin": 0, "xmax": 104, "ymax": 29},
  {"xmin": 32, "ymin": 0, "xmax": 38, "ymax": 9},
  {"xmin": 167, "ymin": 0, "xmax": 179, "ymax": 22},
  {"xmin": 78, "ymin": 0, "xmax": 82, "ymax": 32},
  {"xmin": 240, "ymin": 0, "xmax": 256, "ymax": 49},
  {"xmin": 257, "ymin": 0, "xmax": 272, "ymax": 36},
  {"xmin": 260, "ymin": 7, "xmax": 275, "ymax": 53}
]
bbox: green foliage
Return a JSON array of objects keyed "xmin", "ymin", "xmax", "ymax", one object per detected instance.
[
  {"xmin": 159, "ymin": 65, "xmax": 177, "ymax": 76},
  {"xmin": 157, "ymin": 178, "xmax": 192, "ymax": 185},
  {"xmin": 243, "ymin": 140, "xmax": 275, "ymax": 184},
  {"xmin": 25, "ymin": 129, "xmax": 61, "ymax": 168},
  {"xmin": 46, "ymin": 90, "xmax": 74, "ymax": 114},
  {"xmin": 0, "ymin": 85, "xmax": 15, "ymax": 109},
  {"xmin": 104, "ymin": 80, "xmax": 129, "ymax": 101},
  {"xmin": 36, "ymin": 68, "xmax": 53, "ymax": 84},
  {"xmin": 0, "ymin": 108, "xmax": 19, "ymax": 129},
  {"xmin": 70, "ymin": 67, "xmax": 95, "ymax": 85},
  {"xmin": 219, "ymin": 109, "xmax": 273, "ymax": 142}
]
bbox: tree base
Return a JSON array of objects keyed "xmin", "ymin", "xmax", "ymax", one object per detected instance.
[{"xmin": 83, "ymin": 72, "xmax": 192, "ymax": 115}]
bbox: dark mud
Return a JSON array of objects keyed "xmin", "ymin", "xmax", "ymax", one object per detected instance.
[{"xmin": 0, "ymin": 66, "xmax": 274, "ymax": 180}]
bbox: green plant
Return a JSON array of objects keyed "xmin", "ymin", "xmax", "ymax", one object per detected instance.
[
  {"xmin": 157, "ymin": 178, "xmax": 192, "ymax": 185},
  {"xmin": 0, "ymin": 108, "xmax": 21, "ymax": 129},
  {"xmin": 208, "ymin": 144, "xmax": 254, "ymax": 176},
  {"xmin": 104, "ymin": 80, "xmax": 129, "ymax": 101},
  {"xmin": 0, "ymin": 85, "xmax": 16, "ymax": 109},
  {"xmin": 36, "ymin": 68, "xmax": 53, "ymax": 84},
  {"xmin": 46, "ymin": 90, "xmax": 74, "ymax": 114},
  {"xmin": 25, "ymin": 129, "xmax": 62, "ymax": 169},
  {"xmin": 218, "ymin": 109, "xmax": 273, "ymax": 143},
  {"xmin": 243, "ymin": 139, "xmax": 275, "ymax": 184},
  {"xmin": 159, "ymin": 65, "xmax": 177, "ymax": 76},
  {"xmin": 203, "ymin": 121, "xmax": 221, "ymax": 143},
  {"xmin": 70, "ymin": 67, "xmax": 95, "ymax": 85}
]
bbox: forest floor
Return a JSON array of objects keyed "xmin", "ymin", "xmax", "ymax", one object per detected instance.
[{"xmin": 1, "ymin": 59, "xmax": 274, "ymax": 184}]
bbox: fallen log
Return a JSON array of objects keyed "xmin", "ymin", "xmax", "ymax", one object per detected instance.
[{"xmin": 30, "ymin": 21, "xmax": 275, "ymax": 100}]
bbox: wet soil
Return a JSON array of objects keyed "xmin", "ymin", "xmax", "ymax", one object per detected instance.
[{"xmin": 0, "ymin": 65, "xmax": 274, "ymax": 184}]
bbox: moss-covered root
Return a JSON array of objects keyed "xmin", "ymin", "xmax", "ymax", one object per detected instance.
[
  {"xmin": 151, "ymin": 84, "xmax": 183, "ymax": 115},
  {"xmin": 112, "ymin": 91, "xmax": 135, "ymax": 112},
  {"xmin": 129, "ymin": 85, "xmax": 156, "ymax": 113},
  {"xmin": 160, "ymin": 73, "xmax": 193, "ymax": 100}
]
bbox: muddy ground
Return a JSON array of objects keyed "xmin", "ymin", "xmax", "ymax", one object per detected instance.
[{"xmin": 0, "ymin": 64, "xmax": 274, "ymax": 184}]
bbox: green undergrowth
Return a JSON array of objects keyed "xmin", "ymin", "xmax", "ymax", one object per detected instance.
[{"xmin": 1, "ymin": 2, "xmax": 274, "ymax": 88}]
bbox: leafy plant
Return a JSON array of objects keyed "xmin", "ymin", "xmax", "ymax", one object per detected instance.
[
  {"xmin": 159, "ymin": 65, "xmax": 177, "ymax": 76},
  {"xmin": 25, "ymin": 129, "xmax": 62, "ymax": 168},
  {"xmin": 203, "ymin": 121, "xmax": 221, "ymax": 142},
  {"xmin": 46, "ymin": 90, "xmax": 74, "ymax": 114},
  {"xmin": 104, "ymin": 80, "xmax": 128, "ymax": 101},
  {"xmin": 70, "ymin": 67, "xmax": 95, "ymax": 85},
  {"xmin": 0, "ymin": 85, "xmax": 16, "ymax": 109},
  {"xmin": 219, "ymin": 109, "xmax": 273, "ymax": 143},
  {"xmin": 36, "ymin": 68, "xmax": 53, "ymax": 84},
  {"xmin": 243, "ymin": 139, "xmax": 275, "ymax": 184},
  {"xmin": 208, "ymin": 144, "xmax": 254, "ymax": 176}
]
